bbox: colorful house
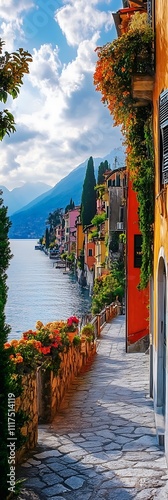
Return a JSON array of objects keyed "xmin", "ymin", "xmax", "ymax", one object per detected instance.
[
  {"xmin": 64, "ymin": 207, "xmax": 80, "ymax": 254},
  {"xmin": 112, "ymin": 2, "xmax": 149, "ymax": 352},
  {"xmin": 150, "ymin": 0, "xmax": 168, "ymax": 457}
]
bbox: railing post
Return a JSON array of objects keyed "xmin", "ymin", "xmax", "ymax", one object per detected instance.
[{"xmin": 97, "ymin": 314, "xmax": 101, "ymax": 337}]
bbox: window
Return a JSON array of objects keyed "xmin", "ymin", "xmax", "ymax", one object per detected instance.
[
  {"xmin": 160, "ymin": 90, "xmax": 168, "ymax": 184},
  {"xmin": 134, "ymin": 234, "xmax": 142, "ymax": 268},
  {"xmin": 116, "ymin": 174, "xmax": 120, "ymax": 187},
  {"xmin": 88, "ymin": 249, "xmax": 92, "ymax": 257}
]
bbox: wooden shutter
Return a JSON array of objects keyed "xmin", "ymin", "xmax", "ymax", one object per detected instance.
[{"xmin": 160, "ymin": 90, "xmax": 168, "ymax": 184}]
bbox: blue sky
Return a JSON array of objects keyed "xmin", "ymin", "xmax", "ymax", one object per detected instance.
[{"xmin": 0, "ymin": 0, "xmax": 123, "ymax": 189}]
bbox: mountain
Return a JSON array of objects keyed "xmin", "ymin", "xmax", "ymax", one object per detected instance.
[
  {"xmin": 9, "ymin": 148, "xmax": 125, "ymax": 239},
  {"xmin": 0, "ymin": 182, "xmax": 52, "ymax": 216}
]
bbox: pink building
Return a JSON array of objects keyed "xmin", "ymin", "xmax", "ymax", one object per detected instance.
[
  {"xmin": 64, "ymin": 207, "xmax": 80, "ymax": 253},
  {"xmin": 55, "ymin": 222, "xmax": 65, "ymax": 253}
]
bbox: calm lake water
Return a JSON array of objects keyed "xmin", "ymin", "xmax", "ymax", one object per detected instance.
[{"xmin": 6, "ymin": 240, "xmax": 91, "ymax": 340}]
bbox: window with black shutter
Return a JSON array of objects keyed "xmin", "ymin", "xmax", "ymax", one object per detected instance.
[
  {"xmin": 159, "ymin": 90, "xmax": 168, "ymax": 184},
  {"xmin": 134, "ymin": 234, "xmax": 142, "ymax": 268}
]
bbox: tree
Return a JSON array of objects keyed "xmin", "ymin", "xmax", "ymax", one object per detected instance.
[
  {"xmin": 0, "ymin": 192, "xmax": 13, "ymax": 498},
  {"xmin": 45, "ymin": 227, "xmax": 50, "ymax": 248},
  {"xmin": 46, "ymin": 209, "xmax": 63, "ymax": 232},
  {"xmin": 0, "ymin": 39, "xmax": 32, "ymax": 140},
  {"xmin": 81, "ymin": 156, "xmax": 96, "ymax": 227},
  {"xmin": 97, "ymin": 160, "xmax": 110, "ymax": 184},
  {"xmin": 0, "ymin": 39, "xmax": 32, "ymax": 498},
  {"xmin": 65, "ymin": 198, "xmax": 75, "ymax": 214}
]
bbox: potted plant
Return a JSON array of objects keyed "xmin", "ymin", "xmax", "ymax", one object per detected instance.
[
  {"xmin": 81, "ymin": 323, "xmax": 94, "ymax": 342},
  {"xmin": 64, "ymin": 316, "xmax": 79, "ymax": 342}
]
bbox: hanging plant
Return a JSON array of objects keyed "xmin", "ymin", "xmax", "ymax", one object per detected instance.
[
  {"xmin": 93, "ymin": 12, "xmax": 154, "ymax": 288},
  {"xmin": 94, "ymin": 13, "xmax": 154, "ymax": 128}
]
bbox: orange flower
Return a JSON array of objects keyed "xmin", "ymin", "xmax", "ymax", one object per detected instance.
[
  {"xmin": 4, "ymin": 342, "xmax": 11, "ymax": 349},
  {"xmin": 10, "ymin": 340, "xmax": 18, "ymax": 347},
  {"xmin": 16, "ymin": 356, "xmax": 23, "ymax": 363}
]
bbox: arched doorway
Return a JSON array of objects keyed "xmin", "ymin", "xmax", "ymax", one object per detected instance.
[{"xmin": 157, "ymin": 257, "xmax": 166, "ymax": 417}]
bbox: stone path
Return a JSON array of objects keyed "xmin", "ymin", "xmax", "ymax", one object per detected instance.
[{"xmin": 17, "ymin": 316, "xmax": 168, "ymax": 499}]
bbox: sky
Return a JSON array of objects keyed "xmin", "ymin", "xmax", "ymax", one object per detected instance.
[{"xmin": 0, "ymin": 0, "xmax": 123, "ymax": 190}]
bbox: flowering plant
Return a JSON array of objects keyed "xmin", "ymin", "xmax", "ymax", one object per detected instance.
[
  {"xmin": 94, "ymin": 13, "xmax": 153, "ymax": 127},
  {"xmin": 64, "ymin": 316, "xmax": 79, "ymax": 333},
  {"xmin": 4, "ymin": 338, "xmax": 42, "ymax": 373}
]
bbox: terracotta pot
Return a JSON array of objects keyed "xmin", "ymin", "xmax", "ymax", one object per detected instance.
[{"xmin": 68, "ymin": 331, "xmax": 77, "ymax": 342}]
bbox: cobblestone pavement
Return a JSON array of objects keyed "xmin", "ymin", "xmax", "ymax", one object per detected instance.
[{"xmin": 17, "ymin": 316, "xmax": 168, "ymax": 499}]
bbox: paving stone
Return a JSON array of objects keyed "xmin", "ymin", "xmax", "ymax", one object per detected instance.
[
  {"xmin": 65, "ymin": 476, "xmax": 85, "ymax": 489},
  {"xmin": 24, "ymin": 478, "xmax": 46, "ymax": 489},
  {"xmin": 42, "ymin": 484, "xmax": 70, "ymax": 496},
  {"xmin": 16, "ymin": 317, "xmax": 168, "ymax": 500},
  {"xmin": 42, "ymin": 473, "xmax": 63, "ymax": 485},
  {"xmin": 34, "ymin": 450, "xmax": 61, "ymax": 459},
  {"xmin": 28, "ymin": 459, "xmax": 42, "ymax": 466}
]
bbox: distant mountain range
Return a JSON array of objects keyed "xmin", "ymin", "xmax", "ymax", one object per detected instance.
[
  {"xmin": 0, "ymin": 182, "xmax": 51, "ymax": 216},
  {"xmin": 9, "ymin": 148, "xmax": 125, "ymax": 239}
]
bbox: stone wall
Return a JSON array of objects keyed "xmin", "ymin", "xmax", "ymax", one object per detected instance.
[
  {"xmin": 38, "ymin": 340, "xmax": 96, "ymax": 423},
  {"xmin": 15, "ymin": 371, "xmax": 38, "ymax": 463},
  {"xmin": 16, "ymin": 340, "xmax": 96, "ymax": 462}
]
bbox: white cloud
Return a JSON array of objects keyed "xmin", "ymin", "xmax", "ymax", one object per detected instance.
[
  {"xmin": 56, "ymin": 0, "xmax": 113, "ymax": 46},
  {"xmin": 0, "ymin": 0, "xmax": 34, "ymax": 21},
  {"xmin": 0, "ymin": 0, "xmax": 123, "ymax": 190}
]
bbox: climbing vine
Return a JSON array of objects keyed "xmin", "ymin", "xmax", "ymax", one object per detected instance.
[{"xmin": 93, "ymin": 12, "xmax": 154, "ymax": 288}]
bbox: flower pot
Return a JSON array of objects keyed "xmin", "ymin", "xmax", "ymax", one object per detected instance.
[{"xmin": 68, "ymin": 332, "xmax": 77, "ymax": 342}]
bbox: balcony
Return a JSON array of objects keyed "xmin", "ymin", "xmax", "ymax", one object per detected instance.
[
  {"xmin": 132, "ymin": 74, "xmax": 154, "ymax": 104},
  {"xmin": 116, "ymin": 222, "xmax": 124, "ymax": 230}
]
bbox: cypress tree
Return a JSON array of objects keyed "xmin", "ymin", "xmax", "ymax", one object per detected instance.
[
  {"xmin": 0, "ymin": 192, "xmax": 12, "ymax": 498},
  {"xmin": 81, "ymin": 156, "xmax": 96, "ymax": 227},
  {"xmin": 97, "ymin": 160, "xmax": 110, "ymax": 184}
]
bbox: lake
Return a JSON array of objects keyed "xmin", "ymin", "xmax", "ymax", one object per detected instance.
[{"xmin": 6, "ymin": 240, "xmax": 91, "ymax": 340}]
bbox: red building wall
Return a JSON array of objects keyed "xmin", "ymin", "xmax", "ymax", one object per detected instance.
[{"xmin": 126, "ymin": 178, "xmax": 149, "ymax": 347}]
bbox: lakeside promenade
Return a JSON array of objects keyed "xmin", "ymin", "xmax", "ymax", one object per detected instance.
[{"xmin": 17, "ymin": 316, "xmax": 168, "ymax": 499}]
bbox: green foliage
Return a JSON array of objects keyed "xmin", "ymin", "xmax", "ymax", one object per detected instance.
[
  {"xmin": 119, "ymin": 232, "xmax": 126, "ymax": 244},
  {"xmin": 0, "ymin": 39, "xmax": 32, "ymax": 140},
  {"xmin": 91, "ymin": 260, "xmax": 125, "ymax": 314},
  {"xmin": 94, "ymin": 13, "xmax": 154, "ymax": 289},
  {"xmin": 77, "ymin": 250, "xmax": 84, "ymax": 270},
  {"xmin": 61, "ymin": 252, "xmax": 67, "ymax": 261},
  {"xmin": 45, "ymin": 227, "xmax": 49, "ymax": 248},
  {"xmin": 81, "ymin": 157, "xmax": 96, "ymax": 227},
  {"xmin": 89, "ymin": 229, "xmax": 99, "ymax": 240},
  {"xmin": 0, "ymin": 192, "xmax": 13, "ymax": 498},
  {"xmin": 73, "ymin": 335, "xmax": 81, "ymax": 346},
  {"xmin": 94, "ymin": 13, "xmax": 154, "ymax": 126},
  {"xmin": 91, "ymin": 212, "xmax": 106, "ymax": 227},
  {"xmin": 133, "ymin": 117, "xmax": 154, "ymax": 288},
  {"xmin": 97, "ymin": 160, "xmax": 110, "ymax": 184},
  {"xmin": 81, "ymin": 323, "xmax": 94, "ymax": 339},
  {"xmin": 65, "ymin": 198, "xmax": 75, "ymax": 213},
  {"xmin": 95, "ymin": 183, "xmax": 106, "ymax": 199},
  {"xmin": 46, "ymin": 209, "xmax": 62, "ymax": 232}
]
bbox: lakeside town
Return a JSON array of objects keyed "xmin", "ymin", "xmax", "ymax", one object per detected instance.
[{"xmin": 1, "ymin": 0, "xmax": 168, "ymax": 499}]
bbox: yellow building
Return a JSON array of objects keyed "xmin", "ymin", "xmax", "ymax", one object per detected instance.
[{"xmin": 151, "ymin": 0, "xmax": 168, "ymax": 460}]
